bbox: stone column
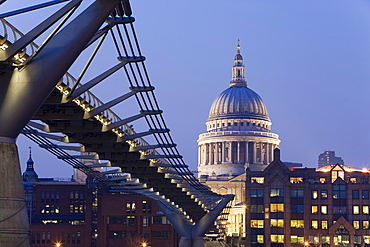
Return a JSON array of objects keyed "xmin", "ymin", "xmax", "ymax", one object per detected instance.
[
  {"xmin": 252, "ymin": 142, "xmax": 256, "ymax": 164},
  {"xmin": 0, "ymin": 142, "xmax": 30, "ymax": 247},
  {"xmin": 245, "ymin": 141, "xmax": 248, "ymax": 164},
  {"xmin": 228, "ymin": 142, "xmax": 232, "ymax": 163},
  {"xmin": 237, "ymin": 142, "xmax": 240, "ymax": 163}
]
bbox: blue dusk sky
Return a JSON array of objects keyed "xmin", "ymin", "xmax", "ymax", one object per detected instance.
[{"xmin": 2, "ymin": 0, "xmax": 370, "ymax": 178}]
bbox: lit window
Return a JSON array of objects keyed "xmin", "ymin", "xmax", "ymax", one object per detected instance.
[
  {"xmin": 256, "ymin": 235, "xmax": 263, "ymax": 243},
  {"xmin": 291, "ymin": 236, "xmax": 304, "ymax": 244},
  {"xmin": 290, "ymin": 220, "xmax": 304, "ymax": 228},
  {"xmin": 270, "ymin": 188, "xmax": 284, "ymax": 197},
  {"xmin": 350, "ymin": 177, "xmax": 357, "ymax": 183},
  {"xmin": 311, "ymin": 220, "xmax": 318, "ymax": 229},
  {"xmin": 354, "ymin": 205, "xmax": 360, "ymax": 214},
  {"xmin": 322, "ymin": 236, "xmax": 330, "ymax": 243},
  {"xmin": 312, "ymin": 205, "xmax": 318, "ymax": 214},
  {"xmin": 251, "ymin": 177, "xmax": 264, "ymax": 184},
  {"xmin": 365, "ymin": 236, "xmax": 370, "ymax": 244},
  {"xmin": 322, "ymin": 220, "xmax": 328, "ymax": 229},
  {"xmin": 250, "ymin": 220, "xmax": 264, "ymax": 228},
  {"xmin": 363, "ymin": 221, "xmax": 369, "ymax": 229},
  {"xmin": 320, "ymin": 178, "xmax": 326, "ymax": 183},
  {"xmin": 321, "ymin": 205, "xmax": 328, "ymax": 214},
  {"xmin": 271, "ymin": 235, "xmax": 284, "ymax": 243},
  {"xmin": 321, "ymin": 190, "xmax": 328, "ymax": 199},
  {"xmin": 331, "ymin": 165, "xmax": 345, "ymax": 183},
  {"xmin": 354, "ymin": 221, "xmax": 360, "ymax": 229},
  {"xmin": 290, "ymin": 177, "xmax": 303, "ymax": 183},
  {"xmin": 363, "ymin": 206, "xmax": 369, "ymax": 214},
  {"xmin": 312, "ymin": 190, "xmax": 318, "ymax": 199},
  {"xmin": 271, "ymin": 219, "xmax": 284, "ymax": 228},
  {"xmin": 271, "ymin": 204, "xmax": 284, "ymax": 212}
]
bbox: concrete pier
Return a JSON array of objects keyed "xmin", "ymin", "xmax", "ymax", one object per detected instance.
[{"xmin": 0, "ymin": 142, "xmax": 30, "ymax": 247}]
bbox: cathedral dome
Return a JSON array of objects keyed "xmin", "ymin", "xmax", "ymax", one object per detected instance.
[
  {"xmin": 208, "ymin": 85, "xmax": 269, "ymax": 121},
  {"xmin": 207, "ymin": 41, "xmax": 269, "ymax": 122}
]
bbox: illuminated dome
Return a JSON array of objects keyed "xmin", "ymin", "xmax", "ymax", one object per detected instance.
[
  {"xmin": 208, "ymin": 86, "xmax": 269, "ymax": 121},
  {"xmin": 197, "ymin": 41, "xmax": 280, "ymax": 177}
]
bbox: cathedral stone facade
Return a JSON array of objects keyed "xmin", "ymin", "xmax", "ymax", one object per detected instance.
[{"xmin": 198, "ymin": 41, "xmax": 280, "ymax": 177}]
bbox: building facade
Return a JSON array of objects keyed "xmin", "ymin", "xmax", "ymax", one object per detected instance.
[
  {"xmin": 23, "ymin": 154, "xmax": 178, "ymax": 247},
  {"xmin": 318, "ymin": 151, "xmax": 344, "ymax": 168},
  {"xmin": 245, "ymin": 149, "xmax": 370, "ymax": 247}
]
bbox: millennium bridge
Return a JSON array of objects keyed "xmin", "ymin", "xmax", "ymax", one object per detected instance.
[{"xmin": 0, "ymin": 1, "xmax": 233, "ymax": 246}]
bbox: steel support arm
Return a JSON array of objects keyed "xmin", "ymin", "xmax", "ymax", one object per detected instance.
[{"xmin": 0, "ymin": 0, "xmax": 121, "ymax": 139}]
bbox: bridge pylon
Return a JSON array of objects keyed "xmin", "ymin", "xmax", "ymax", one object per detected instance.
[
  {"xmin": 0, "ymin": 1, "xmax": 121, "ymax": 245},
  {"xmin": 157, "ymin": 195, "xmax": 234, "ymax": 247}
]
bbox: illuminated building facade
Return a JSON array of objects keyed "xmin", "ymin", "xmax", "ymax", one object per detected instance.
[
  {"xmin": 22, "ymin": 155, "xmax": 178, "ymax": 247},
  {"xmin": 245, "ymin": 149, "xmax": 370, "ymax": 247}
]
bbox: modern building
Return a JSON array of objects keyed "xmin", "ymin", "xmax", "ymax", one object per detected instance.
[
  {"xmin": 318, "ymin": 151, "xmax": 344, "ymax": 168},
  {"xmin": 22, "ymin": 152, "xmax": 179, "ymax": 247},
  {"xmin": 197, "ymin": 41, "xmax": 280, "ymax": 240},
  {"xmin": 245, "ymin": 149, "xmax": 370, "ymax": 247}
]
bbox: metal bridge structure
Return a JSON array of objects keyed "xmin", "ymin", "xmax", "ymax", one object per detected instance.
[{"xmin": 0, "ymin": 1, "xmax": 233, "ymax": 246}]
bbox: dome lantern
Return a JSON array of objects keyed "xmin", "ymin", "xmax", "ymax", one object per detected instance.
[{"xmin": 230, "ymin": 39, "xmax": 246, "ymax": 87}]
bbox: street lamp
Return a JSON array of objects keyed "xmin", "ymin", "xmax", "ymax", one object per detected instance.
[
  {"xmin": 142, "ymin": 242, "xmax": 147, "ymax": 247},
  {"xmin": 55, "ymin": 242, "xmax": 62, "ymax": 247},
  {"xmin": 304, "ymin": 241, "xmax": 309, "ymax": 246}
]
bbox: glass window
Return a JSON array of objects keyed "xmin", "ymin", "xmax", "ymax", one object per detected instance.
[
  {"xmin": 321, "ymin": 205, "xmax": 328, "ymax": 214},
  {"xmin": 321, "ymin": 190, "xmax": 328, "ymax": 199},
  {"xmin": 312, "ymin": 190, "xmax": 318, "ymax": 199},
  {"xmin": 363, "ymin": 190, "xmax": 369, "ymax": 199},
  {"xmin": 291, "ymin": 220, "xmax": 304, "ymax": 228},
  {"xmin": 350, "ymin": 177, "xmax": 357, "ymax": 183},
  {"xmin": 270, "ymin": 188, "xmax": 284, "ymax": 197},
  {"xmin": 291, "ymin": 189, "xmax": 304, "ymax": 197},
  {"xmin": 353, "ymin": 190, "xmax": 359, "ymax": 199},
  {"xmin": 363, "ymin": 206, "xmax": 369, "ymax": 214},
  {"xmin": 354, "ymin": 221, "xmax": 360, "ymax": 229},
  {"xmin": 312, "ymin": 205, "xmax": 318, "ymax": 214},
  {"xmin": 251, "ymin": 189, "xmax": 264, "ymax": 198},
  {"xmin": 363, "ymin": 221, "xmax": 369, "ymax": 229},
  {"xmin": 290, "ymin": 177, "xmax": 303, "ymax": 183},
  {"xmin": 291, "ymin": 236, "xmax": 304, "ymax": 244},
  {"xmin": 251, "ymin": 235, "xmax": 264, "ymax": 244},
  {"xmin": 334, "ymin": 206, "xmax": 346, "ymax": 214},
  {"xmin": 291, "ymin": 205, "xmax": 304, "ymax": 213},
  {"xmin": 251, "ymin": 177, "xmax": 264, "ymax": 184},
  {"xmin": 322, "ymin": 220, "xmax": 328, "ymax": 229},
  {"xmin": 354, "ymin": 205, "xmax": 360, "ymax": 214},
  {"xmin": 322, "ymin": 236, "xmax": 330, "ymax": 243},
  {"xmin": 271, "ymin": 204, "xmax": 284, "ymax": 212},
  {"xmin": 365, "ymin": 236, "xmax": 370, "ymax": 244},
  {"xmin": 250, "ymin": 205, "xmax": 264, "ymax": 213},
  {"xmin": 333, "ymin": 183, "xmax": 346, "ymax": 199},
  {"xmin": 271, "ymin": 235, "xmax": 284, "ymax": 243},
  {"xmin": 250, "ymin": 220, "xmax": 264, "ymax": 228},
  {"xmin": 320, "ymin": 177, "xmax": 326, "ymax": 183},
  {"xmin": 271, "ymin": 219, "xmax": 284, "ymax": 228},
  {"xmin": 311, "ymin": 220, "xmax": 318, "ymax": 229}
]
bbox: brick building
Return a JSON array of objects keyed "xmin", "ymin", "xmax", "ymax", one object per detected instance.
[
  {"xmin": 23, "ymin": 152, "xmax": 178, "ymax": 247},
  {"xmin": 245, "ymin": 149, "xmax": 370, "ymax": 247}
]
